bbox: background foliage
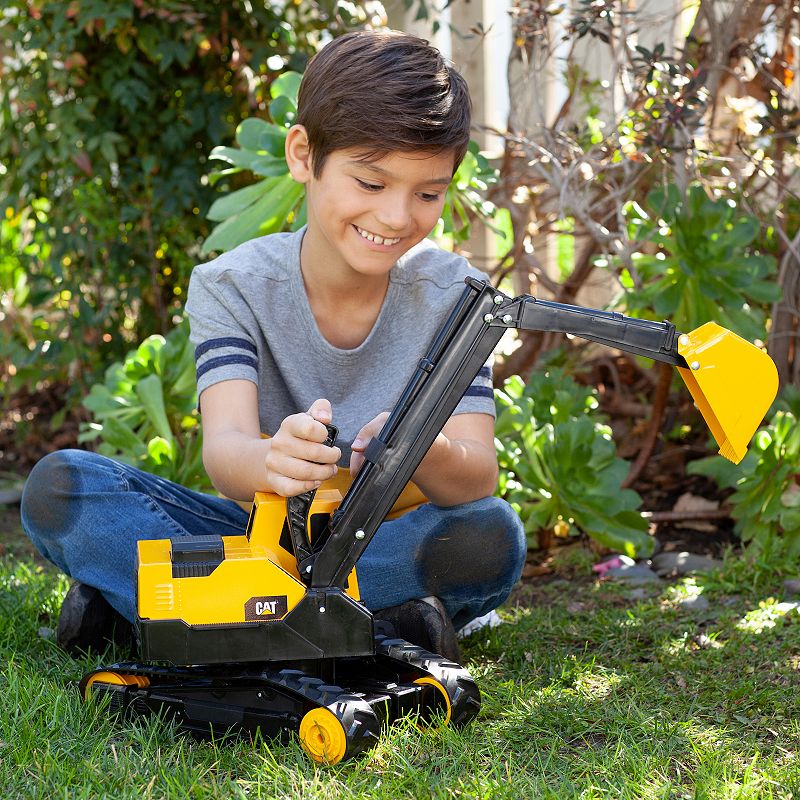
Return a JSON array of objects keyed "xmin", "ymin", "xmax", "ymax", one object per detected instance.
[
  {"xmin": 495, "ymin": 366, "xmax": 651, "ymax": 556},
  {"xmin": 79, "ymin": 318, "xmax": 210, "ymax": 491},
  {"xmin": 2, "ymin": 0, "xmax": 798, "ymax": 560},
  {"xmin": 0, "ymin": 0, "xmax": 376, "ymax": 395}
]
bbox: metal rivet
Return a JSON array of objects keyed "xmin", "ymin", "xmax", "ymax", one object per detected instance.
[
  {"xmin": 319, "ymin": 606, "xmax": 326, "ymax": 613},
  {"xmin": 679, "ymin": 335, "xmax": 690, "ymax": 346},
  {"xmin": 355, "ymin": 529, "xmax": 365, "ymax": 540},
  {"xmin": 484, "ymin": 313, "xmax": 494, "ymax": 323},
  {"xmin": 691, "ymin": 361, "xmax": 700, "ymax": 370},
  {"xmin": 493, "ymin": 295, "xmax": 503, "ymax": 305},
  {"xmin": 502, "ymin": 314, "xmax": 513, "ymax": 324}
]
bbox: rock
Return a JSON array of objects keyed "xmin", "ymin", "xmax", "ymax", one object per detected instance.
[
  {"xmin": 651, "ymin": 551, "xmax": 722, "ymax": 577},
  {"xmin": 0, "ymin": 488, "xmax": 23, "ymax": 505},
  {"xmin": 677, "ymin": 595, "xmax": 710, "ymax": 612},
  {"xmin": 783, "ymin": 579, "xmax": 800, "ymax": 598},
  {"xmin": 605, "ymin": 562, "xmax": 663, "ymax": 585},
  {"xmin": 670, "ymin": 493, "xmax": 719, "ymax": 532}
]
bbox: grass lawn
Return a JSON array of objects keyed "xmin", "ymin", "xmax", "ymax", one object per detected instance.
[{"xmin": 1, "ymin": 551, "xmax": 799, "ymax": 799}]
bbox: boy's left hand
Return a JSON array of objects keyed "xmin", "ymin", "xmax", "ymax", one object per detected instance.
[
  {"xmin": 350, "ymin": 412, "xmax": 390, "ymax": 476},
  {"xmin": 349, "ymin": 411, "xmax": 497, "ymax": 505}
]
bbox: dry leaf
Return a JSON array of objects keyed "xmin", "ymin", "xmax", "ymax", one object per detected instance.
[{"xmin": 522, "ymin": 563, "xmax": 552, "ymax": 578}]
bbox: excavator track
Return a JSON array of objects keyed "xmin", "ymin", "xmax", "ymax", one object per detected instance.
[{"xmin": 80, "ymin": 636, "xmax": 480, "ymax": 764}]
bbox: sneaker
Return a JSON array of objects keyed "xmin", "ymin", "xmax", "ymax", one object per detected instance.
[
  {"xmin": 374, "ymin": 596, "xmax": 461, "ymax": 663},
  {"xmin": 56, "ymin": 582, "xmax": 134, "ymax": 655},
  {"xmin": 456, "ymin": 609, "xmax": 503, "ymax": 639}
]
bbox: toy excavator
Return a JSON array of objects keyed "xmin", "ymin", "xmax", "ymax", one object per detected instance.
[{"xmin": 80, "ymin": 278, "xmax": 778, "ymax": 764}]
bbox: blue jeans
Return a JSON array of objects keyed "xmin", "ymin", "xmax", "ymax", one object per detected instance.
[{"xmin": 21, "ymin": 450, "xmax": 526, "ymax": 629}]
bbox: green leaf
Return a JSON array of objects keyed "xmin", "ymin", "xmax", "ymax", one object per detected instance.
[
  {"xmin": 208, "ymin": 146, "xmax": 264, "ymax": 171},
  {"xmin": 100, "ymin": 417, "xmax": 148, "ymax": 457},
  {"xmin": 724, "ymin": 218, "xmax": 758, "ymax": 249},
  {"xmin": 268, "ymin": 95, "xmax": 296, "ymax": 127},
  {"xmin": 206, "ymin": 181, "xmax": 273, "ymax": 223},
  {"xmin": 250, "ymin": 156, "xmax": 289, "ymax": 178},
  {"xmin": 236, "ymin": 117, "xmax": 274, "ymax": 150},
  {"xmin": 146, "ymin": 436, "xmax": 176, "ymax": 465},
  {"xmin": 270, "ymin": 71, "xmax": 302, "ymax": 103},
  {"xmin": 135, "ymin": 374, "xmax": 173, "ymax": 443},
  {"xmin": 258, "ymin": 125, "xmax": 288, "ymax": 156}
]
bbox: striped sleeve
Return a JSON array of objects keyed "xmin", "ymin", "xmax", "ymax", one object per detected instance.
[
  {"xmin": 453, "ymin": 360, "xmax": 496, "ymax": 418},
  {"xmin": 186, "ymin": 267, "xmax": 259, "ymax": 397}
]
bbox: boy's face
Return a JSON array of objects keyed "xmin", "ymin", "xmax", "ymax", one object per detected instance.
[{"xmin": 294, "ymin": 141, "xmax": 454, "ymax": 282}]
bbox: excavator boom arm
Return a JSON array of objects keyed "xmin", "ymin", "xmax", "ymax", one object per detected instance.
[{"xmin": 310, "ymin": 278, "xmax": 772, "ymax": 590}]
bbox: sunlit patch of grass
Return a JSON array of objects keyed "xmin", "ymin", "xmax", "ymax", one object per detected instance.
[{"xmin": 737, "ymin": 597, "xmax": 800, "ymax": 634}]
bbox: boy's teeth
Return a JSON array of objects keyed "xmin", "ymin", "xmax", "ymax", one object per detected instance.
[{"xmin": 357, "ymin": 226, "xmax": 399, "ymax": 245}]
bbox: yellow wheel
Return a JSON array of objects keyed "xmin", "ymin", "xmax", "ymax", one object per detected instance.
[
  {"xmin": 413, "ymin": 676, "xmax": 452, "ymax": 726},
  {"xmin": 299, "ymin": 708, "xmax": 348, "ymax": 765},
  {"xmin": 83, "ymin": 671, "xmax": 150, "ymax": 700}
]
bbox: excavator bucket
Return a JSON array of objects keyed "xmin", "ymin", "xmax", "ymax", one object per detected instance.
[{"xmin": 676, "ymin": 322, "xmax": 778, "ymax": 464}]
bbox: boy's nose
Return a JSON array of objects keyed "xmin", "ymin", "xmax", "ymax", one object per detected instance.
[{"xmin": 374, "ymin": 193, "xmax": 411, "ymax": 231}]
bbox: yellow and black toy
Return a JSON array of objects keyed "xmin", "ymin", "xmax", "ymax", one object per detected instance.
[{"xmin": 80, "ymin": 278, "xmax": 777, "ymax": 764}]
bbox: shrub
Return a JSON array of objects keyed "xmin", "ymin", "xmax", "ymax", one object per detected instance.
[
  {"xmin": 495, "ymin": 368, "xmax": 651, "ymax": 557},
  {"xmin": 0, "ymin": 1, "xmax": 375, "ymax": 393},
  {"xmin": 79, "ymin": 319, "xmax": 210, "ymax": 491},
  {"xmin": 688, "ymin": 389, "xmax": 800, "ymax": 558},
  {"xmin": 621, "ymin": 183, "xmax": 779, "ymax": 341}
]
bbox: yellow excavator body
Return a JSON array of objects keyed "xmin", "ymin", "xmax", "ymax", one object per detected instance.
[
  {"xmin": 677, "ymin": 322, "xmax": 778, "ymax": 465},
  {"xmin": 137, "ymin": 488, "xmax": 358, "ymax": 626}
]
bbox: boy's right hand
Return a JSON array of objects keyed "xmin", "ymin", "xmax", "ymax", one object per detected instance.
[{"xmin": 264, "ymin": 399, "xmax": 341, "ymax": 497}]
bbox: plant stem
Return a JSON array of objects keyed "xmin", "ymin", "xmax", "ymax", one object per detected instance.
[{"xmin": 622, "ymin": 361, "xmax": 671, "ymax": 488}]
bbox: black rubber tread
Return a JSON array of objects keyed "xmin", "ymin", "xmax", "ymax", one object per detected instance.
[
  {"xmin": 79, "ymin": 640, "xmax": 479, "ymax": 759},
  {"xmin": 83, "ymin": 662, "xmax": 352, "ymax": 709},
  {"xmin": 373, "ymin": 635, "xmax": 481, "ymax": 726},
  {"xmin": 316, "ymin": 694, "xmax": 382, "ymax": 761},
  {"xmin": 80, "ymin": 661, "xmax": 381, "ymax": 762}
]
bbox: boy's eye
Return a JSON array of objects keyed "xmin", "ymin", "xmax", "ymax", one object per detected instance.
[
  {"xmin": 418, "ymin": 192, "xmax": 442, "ymax": 203},
  {"xmin": 356, "ymin": 178, "xmax": 382, "ymax": 192}
]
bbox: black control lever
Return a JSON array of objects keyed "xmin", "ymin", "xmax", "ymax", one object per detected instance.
[{"xmin": 285, "ymin": 423, "xmax": 338, "ymax": 585}]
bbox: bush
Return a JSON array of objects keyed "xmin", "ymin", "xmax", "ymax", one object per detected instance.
[
  {"xmin": 689, "ymin": 389, "xmax": 800, "ymax": 558},
  {"xmin": 79, "ymin": 319, "xmax": 210, "ymax": 491},
  {"xmin": 0, "ymin": 1, "xmax": 375, "ymax": 394},
  {"xmin": 494, "ymin": 367, "xmax": 651, "ymax": 557},
  {"xmin": 620, "ymin": 183, "xmax": 779, "ymax": 340}
]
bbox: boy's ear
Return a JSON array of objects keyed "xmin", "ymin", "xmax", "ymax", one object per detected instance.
[{"xmin": 285, "ymin": 124, "xmax": 313, "ymax": 183}]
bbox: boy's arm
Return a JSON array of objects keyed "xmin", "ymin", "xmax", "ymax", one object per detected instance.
[
  {"xmin": 351, "ymin": 412, "xmax": 498, "ymax": 507},
  {"xmin": 200, "ymin": 380, "xmax": 340, "ymax": 501}
]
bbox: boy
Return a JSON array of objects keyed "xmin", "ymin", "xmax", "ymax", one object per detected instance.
[{"xmin": 21, "ymin": 30, "xmax": 526, "ymax": 662}]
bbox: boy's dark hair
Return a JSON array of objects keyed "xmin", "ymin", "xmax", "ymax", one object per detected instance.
[{"xmin": 296, "ymin": 30, "xmax": 471, "ymax": 177}]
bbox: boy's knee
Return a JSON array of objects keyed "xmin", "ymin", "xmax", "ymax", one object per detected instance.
[
  {"xmin": 420, "ymin": 497, "xmax": 526, "ymax": 595},
  {"xmin": 21, "ymin": 449, "xmax": 89, "ymax": 539},
  {"xmin": 467, "ymin": 496, "xmax": 527, "ymax": 581}
]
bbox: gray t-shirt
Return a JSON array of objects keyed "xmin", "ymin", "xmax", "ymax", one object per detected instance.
[{"xmin": 186, "ymin": 227, "xmax": 495, "ymax": 465}]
